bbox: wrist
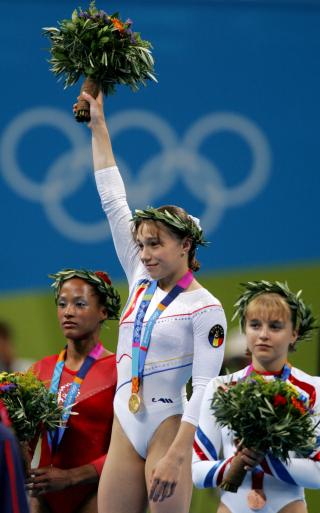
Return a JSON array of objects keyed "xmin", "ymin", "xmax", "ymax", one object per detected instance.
[
  {"xmin": 69, "ymin": 464, "xmax": 98, "ymax": 487},
  {"xmin": 165, "ymin": 446, "xmax": 191, "ymax": 466}
]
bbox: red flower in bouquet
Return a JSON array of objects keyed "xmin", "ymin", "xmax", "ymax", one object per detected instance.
[
  {"xmin": 211, "ymin": 374, "xmax": 317, "ymax": 492},
  {"xmin": 273, "ymin": 394, "xmax": 287, "ymax": 407},
  {"xmin": 291, "ymin": 396, "xmax": 307, "ymax": 415}
]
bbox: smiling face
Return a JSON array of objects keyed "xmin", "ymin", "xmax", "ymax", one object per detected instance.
[
  {"xmin": 245, "ymin": 293, "xmax": 298, "ymax": 372},
  {"xmin": 136, "ymin": 221, "xmax": 191, "ymax": 285},
  {"xmin": 57, "ymin": 278, "xmax": 107, "ymax": 342}
]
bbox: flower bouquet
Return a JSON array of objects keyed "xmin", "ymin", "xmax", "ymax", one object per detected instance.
[
  {"xmin": 43, "ymin": 1, "xmax": 157, "ymax": 122},
  {"xmin": 211, "ymin": 374, "xmax": 318, "ymax": 492},
  {"xmin": 0, "ymin": 371, "xmax": 64, "ymax": 443}
]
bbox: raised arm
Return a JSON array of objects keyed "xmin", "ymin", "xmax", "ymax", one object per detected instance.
[
  {"xmin": 83, "ymin": 92, "xmax": 144, "ymax": 285},
  {"xmin": 82, "ymin": 91, "xmax": 115, "ymax": 170}
]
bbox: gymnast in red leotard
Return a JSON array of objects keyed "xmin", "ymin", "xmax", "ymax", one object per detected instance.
[{"xmin": 26, "ymin": 268, "xmax": 121, "ymax": 513}]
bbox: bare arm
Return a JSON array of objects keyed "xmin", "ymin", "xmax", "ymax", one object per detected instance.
[
  {"xmin": 26, "ymin": 463, "xmax": 99, "ymax": 496},
  {"xmin": 81, "ymin": 91, "xmax": 144, "ymax": 284},
  {"xmin": 148, "ymin": 420, "xmax": 195, "ymax": 502},
  {"xmin": 81, "ymin": 91, "xmax": 115, "ymax": 171}
]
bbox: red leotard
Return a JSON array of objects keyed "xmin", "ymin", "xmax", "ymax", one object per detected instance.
[{"xmin": 31, "ymin": 352, "xmax": 116, "ymax": 513}]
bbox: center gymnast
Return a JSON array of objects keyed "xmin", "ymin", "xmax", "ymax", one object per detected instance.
[{"xmin": 78, "ymin": 91, "xmax": 227, "ymax": 513}]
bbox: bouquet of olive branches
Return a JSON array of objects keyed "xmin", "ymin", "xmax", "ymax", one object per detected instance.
[
  {"xmin": 43, "ymin": 1, "xmax": 157, "ymax": 122},
  {"xmin": 0, "ymin": 371, "xmax": 64, "ymax": 443},
  {"xmin": 211, "ymin": 374, "xmax": 318, "ymax": 492}
]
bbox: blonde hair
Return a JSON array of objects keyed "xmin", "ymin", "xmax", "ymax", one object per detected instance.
[{"xmin": 245, "ymin": 293, "xmax": 293, "ymax": 323}]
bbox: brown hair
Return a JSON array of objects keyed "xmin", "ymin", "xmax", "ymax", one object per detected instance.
[
  {"xmin": 0, "ymin": 321, "xmax": 12, "ymax": 340},
  {"xmin": 132, "ymin": 205, "xmax": 201, "ymax": 272}
]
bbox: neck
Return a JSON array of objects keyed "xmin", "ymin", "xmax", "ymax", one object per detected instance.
[
  {"xmin": 66, "ymin": 337, "xmax": 99, "ymax": 362},
  {"xmin": 158, "ymin": 267, "xmax": 190, "ymax": 292}
]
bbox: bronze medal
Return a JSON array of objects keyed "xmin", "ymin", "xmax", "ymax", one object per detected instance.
[
  {"xmin": 128, "ymin": 393, "xmax": 141, "ymax": 414},
  {"xmin": 247, "ymin": 489, "xmax": 267, "ymax": 510}
]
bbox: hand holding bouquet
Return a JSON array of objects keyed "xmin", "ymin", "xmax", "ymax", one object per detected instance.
[
  {"xmin": 43, "ymin": 1, "xmax": 157, "ymax": 122},
  {"xmin": 211, "ymin": 374, "xmax": 318, "ymax": 492}
]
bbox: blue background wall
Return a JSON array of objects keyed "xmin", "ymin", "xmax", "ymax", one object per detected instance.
[{"xmin": 1, "ymin": 0, "xmax": 319, "ymax": 292}]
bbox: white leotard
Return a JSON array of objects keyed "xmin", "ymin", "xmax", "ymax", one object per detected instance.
[
  {"xmin": 95, "ymin": 166, "xmax": 226, "ymax": 457},
  {"xmin": 192, "ymin": 366, "xmax": 320, "ymax": 513}
]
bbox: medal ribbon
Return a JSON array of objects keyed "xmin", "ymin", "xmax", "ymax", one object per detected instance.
[
  {"xmin": 131, "ymin": 269, "xmax": 193, "ymax": 394},
  {"xmin": 252, "ymin": 468, "xmax": 264, "ymax": 489},
  {"xmin": 48, "ymin": 341, "xmax": 104, "ymax": 452},
  {"xmin": 244, "ymin": 362, "xmax": 291, "ymax": 381},
  {"xmin": 120, "ymin": 279, "xmax": 149, "ymax": 324},
  {"xmin": 248, "ymin": 470, "xmax": 266, "ymax": 511}
]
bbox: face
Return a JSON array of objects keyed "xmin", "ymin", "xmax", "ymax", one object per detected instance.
[
  {"xmin": 57, "ymin": 278, "xmax": 107, "ymax": 341},
  {"xmin": 136, "ymin": 222, "xmax": 190, "ymax": 281},
  {"xmin": 245, "ymin": 310, "xmax": 298, "ymax": 371}
]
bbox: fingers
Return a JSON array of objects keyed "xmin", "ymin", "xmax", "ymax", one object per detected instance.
[
  {"xmin": 161, "ymin": 482, "xmax": 176, "ymax": 501},
  {"xmin": 148, "ymin": 477, "xmax": 159, "ymax": 501},
  {"xmin": 241, "ymin": 448, "xmax": 264, "ymax": 470},
  {"xmin": 28, "ymin": 467, "xmax": 51, "ymax": 477},
  {"xmin": 26, "ymin": 468, "xmax": 52, "ymax": 496},
  {"xmin": 149, "ymin": 478, "xmax": 177, "ymax": 502},
  {"xmin": 81, "ymin": 91, "xmax": 94, "ymax": 103},
  {"xmin": 26, "ymin": 478, "xmax": 48, "ymax": 497}
]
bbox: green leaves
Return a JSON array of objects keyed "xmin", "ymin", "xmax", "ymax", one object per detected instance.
[
  {"xmin": 0, "ymin": 372, "xmax": 64, "ymax": 442},
  {"xmin": 232, "ymin": 280, "xmax": 317, "ymax": 343},
  {"xmin": 42, "ymin": 2, "xmax": 157, "ymax": 96},
  {"xmin": 132, "ymin": 207, "xmax": 208, "ymax": 247},
  {"xmin": 211, "ymin": 375, "xmax": 318, "ymax": 462}
]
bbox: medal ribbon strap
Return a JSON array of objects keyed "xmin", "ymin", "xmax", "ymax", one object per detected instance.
[
  {"xmin": 248, "ymin": 469, "xmax": 266, "ymax": 510},
  {"xmin": 48, "ymin": 341, "xmax": 104, "ymax": 452},
  {"xmin": 131, "ymin": 280, "xmax": 157, "ymax": 393},
  {"xmin": 131, "ymin": 269, "xmax": 193, "ymax": 394},
  {"xmin": 120, "ymin": 279, "xmax": 149, "ymax": 324},
  {"xmin": 244, "ymin": 363, "xmax": 291, "ymax": 381},
  {"xmin": 251, "ymin": 468, "xmax": 264, "ymax": 489}
]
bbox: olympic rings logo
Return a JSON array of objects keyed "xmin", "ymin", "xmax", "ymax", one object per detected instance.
[{"xmin": 0, "ymin": 107, "xmax": 271, "ymax": 243}]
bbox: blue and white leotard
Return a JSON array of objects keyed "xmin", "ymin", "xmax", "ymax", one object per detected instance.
[{"xmin": 192, "ymin": 366, "xmax": 320, "ymax": 512}]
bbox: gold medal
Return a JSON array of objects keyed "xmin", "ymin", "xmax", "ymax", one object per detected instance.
[
  {"xmin": 128, "ymin": 393, "xmax": 141, "ymax": 414},
  {"xmin": 247, "ymin": 490, "xmax": 267, "ymax": 510}
]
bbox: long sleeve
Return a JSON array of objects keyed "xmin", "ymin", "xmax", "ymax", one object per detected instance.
[
  {"xmin": 95, "ymin": 166, "xmax": 145, "ymax": 287},
  {"xmin": 182, "ymin": 304, "xmax": 226, "ymax": 426},
  {"xmin": 192, "ymin": 378, "xmax": 233, "ymax": 488},
  {"xmin": 261, "ymin": 450, "xmax": 320, "ymax": 489}
]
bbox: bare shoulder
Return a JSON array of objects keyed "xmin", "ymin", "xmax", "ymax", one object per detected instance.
[{"xmin": 188, "ymin": 278, "xmax": 203, "ymax": 291}]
